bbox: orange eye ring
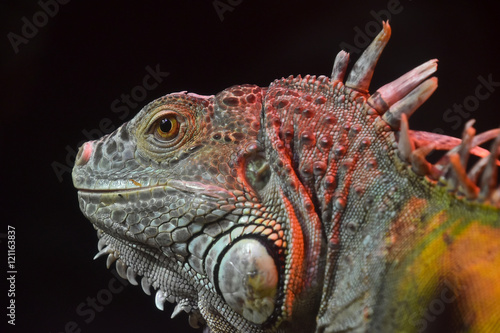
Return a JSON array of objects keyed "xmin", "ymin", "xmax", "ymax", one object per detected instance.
[{"xmin": 155, "ymin": 114, "xmax": 179, "ymax": 140}]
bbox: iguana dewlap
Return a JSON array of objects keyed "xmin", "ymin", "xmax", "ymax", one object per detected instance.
[{"xmin": 72, "ymin": 22, "xmax": 500, "ymax": 332}]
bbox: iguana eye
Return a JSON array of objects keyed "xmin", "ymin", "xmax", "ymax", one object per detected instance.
[
  {"xmin": 154, "ymin": 114, "xmax": 179, "ymax": 140},
  {"xmin": 140, "ymin": 109, "xmax": 192, "ymax": 156}
]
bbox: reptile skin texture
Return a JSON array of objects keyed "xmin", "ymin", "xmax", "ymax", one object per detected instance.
[{"xmin": 72, "ymin": 23, "xmax": 500, "ymax": 332}]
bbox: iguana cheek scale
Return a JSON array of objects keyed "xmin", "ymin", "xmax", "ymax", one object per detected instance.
[{"xmin": 72, "ymin": 22, "xmax": 500, "ymax": 332}]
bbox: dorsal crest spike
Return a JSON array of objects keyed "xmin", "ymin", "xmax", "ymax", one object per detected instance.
[
  {"xmin": 441, "ymin": 121, "xmax": 478, "ymax": 195},
  {"xmin": 345, "ymin": 21, "xmax": 391, "ymax": 93},
  {"xmin": 479, "ymin": 133, "xmax": 500, "ymax": 201},
  {"xmin": 457, "ymin": 120, "xmax": 476, "ymax": 167},
  {"xmin": 368, "ymin": 59, "xmax": 438, "ymax": 114},
  {"xmin": 382, "ymin": 77, "xmax": 438, "ymax": 130},
  {"xmin": 331, "ymin": 50, "xmax": 350, "ymax": 82},
  {"xmin": 397, "ymin": 114, "xmax": 414, "ymax": 162},
  {"xmin": 449, "ymin": 152, "xmax": 480, "ymax": 199},
  {"xmin": 410, "ymin": 143, "xmax": 436, "ymax": 177}
]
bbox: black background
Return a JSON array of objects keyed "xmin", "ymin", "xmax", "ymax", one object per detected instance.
[{"xmin": 2, "ymin": 1, "xmax": 500, "ymax": 332}]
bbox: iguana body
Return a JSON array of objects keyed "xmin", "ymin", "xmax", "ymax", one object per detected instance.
[{"xmin": 72, "ymin": 23, "xmax": 500, "ymax": 332}]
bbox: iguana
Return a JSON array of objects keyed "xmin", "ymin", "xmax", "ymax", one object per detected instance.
[{"xmin": 72, "ymin": 22, "xmax": 500, "ymax": 332}]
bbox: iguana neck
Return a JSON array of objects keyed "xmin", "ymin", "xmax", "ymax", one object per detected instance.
[
  {"xmin": 259, "ymin": 75, "xmax": 416, "ymax": 330},
  {"xmin": 260, "ymin": 75, "xmax": 500, "ymax": 331}
]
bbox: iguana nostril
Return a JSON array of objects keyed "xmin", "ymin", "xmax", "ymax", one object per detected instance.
[{"xmin": 75, "ymin": 141, "xmax": 93, "ymax": 166}]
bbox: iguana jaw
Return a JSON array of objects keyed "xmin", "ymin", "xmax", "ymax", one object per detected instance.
[
  {"xmin": 74, "ymin": 182, "xmax": 228, "ymax": 329},
  {"xmin": 76, "ymin": 187, "xmax": 204, "ymax": 326},
  {"xmin": 93, "ymin": 227, "xmax": 205, "ymax": 328}
]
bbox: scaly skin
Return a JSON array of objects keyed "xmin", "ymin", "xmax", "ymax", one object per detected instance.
[{"xmin": 72, "ymin": 23, "xmax": 500, "ymax": 332}]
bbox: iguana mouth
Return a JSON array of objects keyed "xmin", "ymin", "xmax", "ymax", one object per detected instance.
[
  {"xmin": 93, "ymin": 229, "xmax": 205, "ymax": 329},
  {"xmin": 75, "ymin": 179, "xmax": 235, "ymax": 199},
  {"xmin": 77, "ymin": 186, "xmax": 158, "ymax": 194},
  {"xmin": 76, "ymin": 179, "xmax": 168, "ymax": 193}
]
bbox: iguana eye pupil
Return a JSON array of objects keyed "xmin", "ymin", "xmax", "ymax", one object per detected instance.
[
  {"xmin": 155, "ymin": 115, "xmax": 179, "ymax": 140},
  {"xmin": 160, "ymin": 118, "xmax": 172, "ymax": 132}
]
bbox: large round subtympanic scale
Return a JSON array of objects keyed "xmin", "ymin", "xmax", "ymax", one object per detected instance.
[{"xmin": 218, "ymin": 238, "xmax": 278, "ymax": 324}]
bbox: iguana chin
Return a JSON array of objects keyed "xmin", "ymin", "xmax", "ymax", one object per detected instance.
[{"xmin": 72, "ymin": 22, "xmax": 500, "ymax": 332}]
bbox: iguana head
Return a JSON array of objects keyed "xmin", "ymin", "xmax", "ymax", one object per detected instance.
[
  {"xmin": 72, "ymin": 84, "xmax": 295, "ymax": 330},
  {"xmin": 73, "ymin": 22, "xmax": 500, "ymax": 332}
]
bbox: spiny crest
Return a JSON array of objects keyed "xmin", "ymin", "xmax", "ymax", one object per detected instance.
[{"xmin": 334, "ymin": 21, "xmax": 500, "ymax": 207}]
